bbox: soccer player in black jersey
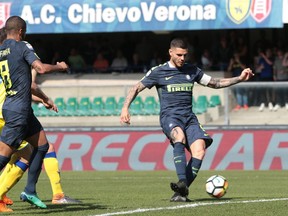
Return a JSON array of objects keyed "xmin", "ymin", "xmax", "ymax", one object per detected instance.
[
  {"xmin": 0, "ymin": 16, "xmax": 68, "ymax": 212},
  {"xmin": 120, "ymin": 38, "xmax": 253, "ymax": 202}
]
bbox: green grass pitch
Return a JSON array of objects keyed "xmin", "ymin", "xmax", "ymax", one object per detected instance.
[{"xmin": 5, "ymin": 170, "xmax": 288, "ymax": 216}]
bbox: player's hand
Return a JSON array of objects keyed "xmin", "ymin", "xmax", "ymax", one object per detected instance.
[
  {"xmin": 42, "ymin": 98, "xmax": 58, "ymax": 113},
  {"xmin": 57, "ymin": 61, "xmax": 69, "ymax": 72},
  {"xmin": 239, "ymin": 68, "xmax": 254, "ymax": 81},
  {"xmin": 120, "ymin": 108, "xmax": 131, "ymax": 125}
]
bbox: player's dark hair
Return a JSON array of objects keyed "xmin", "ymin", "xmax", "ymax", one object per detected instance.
[
  {"xmin": 170, "ymin": 38, "xmax": 188, "ymax": 49},
  {"xmin": 0, "ymin": 27, "xmax": 7, "ymax": 44},
  {"xmin": 5, "ymin": 16, "xmax": 26, "ymax": 33}
]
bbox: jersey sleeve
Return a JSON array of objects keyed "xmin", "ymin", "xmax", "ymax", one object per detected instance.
[
  {"xmin": 140, "ymin": 68, "xmax": 159, "ymax": 89},
  {"xmin": 21, "ymin": 41, "xmax": 40, "ymax": 65},
  {"xmin": 195, "ymin": 67, "xmax": 211, "ymax": 86}
]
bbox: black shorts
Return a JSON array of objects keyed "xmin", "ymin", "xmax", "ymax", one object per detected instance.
[
  {"xmin": 0, "ymin": 109, "xmax": 43, "ymax": 148},
  {"xmin": 161, "ymin": 114, "xmax": 213, "ymax": 148}
]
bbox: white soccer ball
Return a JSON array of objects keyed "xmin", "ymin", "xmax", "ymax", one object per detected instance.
[{"xmin": 205, "ymin": 175, "xmax": 228, "ymax": 198}]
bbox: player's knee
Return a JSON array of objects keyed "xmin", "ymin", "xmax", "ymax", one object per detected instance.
[
  {"xmin": 192, "ymin": 148, "xmax": 205, "ymax": 159},
  {"xmin": 190, "ymin": 139, "xmax": 206, "ymax": 159},
  {"xmin": 170, "ymin": 127, "xmax": 186, "ymax": 143}
]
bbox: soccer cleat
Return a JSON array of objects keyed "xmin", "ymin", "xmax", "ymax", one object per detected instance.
[
  {"xmin": 170, "ymin": 181, "xmax": 189, "ymax": 197},
  {"xmin": 20, "ymin": 192, "xmax": 47, "ymax": 209},
  {"xmin": 3, "ymin": 194, "xmax": 13, "ymax": 205},
  {"xmin": 0, "ymin": 201, "xmax": 13, "ymax": 212},
  {"xmin": 52, "ymin": 193, "xmax": 82, "ymax": 204},
  {"xmin": 170, "ymin": 192, "xmax": 191, "ymax": 202}
]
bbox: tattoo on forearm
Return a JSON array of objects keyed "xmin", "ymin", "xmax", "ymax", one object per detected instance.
[
  {"xmin": 208, "ymin": 77, "xmax": 240, "ymax": 89},
  {"xmin": 123, "ymin": 82, "xmax": 145, "ymax": 108}
]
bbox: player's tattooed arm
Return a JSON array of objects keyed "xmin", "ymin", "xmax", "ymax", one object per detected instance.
[
  {"xmin": 207, "ymin": 68, "xmax": 253, "ymax": 89},
  {"xmin": 207, "ymin": 77, "xmax": 241, "ymax": 89},
  {"xmin": 122, "ymin": 81, "xmax": 146, "ymax": 109},
  {"xmin": 121, "ymin": 81, "xmax": 146, "ymax": 125}
]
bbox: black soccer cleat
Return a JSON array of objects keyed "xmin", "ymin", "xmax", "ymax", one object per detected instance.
[
  {"xmin": 170, "ymin": 192, "xmax": 191, "ymax": 202},
  {"xmin": 170, "ymin": 181, "xmax": 189, "ymax": 197}
]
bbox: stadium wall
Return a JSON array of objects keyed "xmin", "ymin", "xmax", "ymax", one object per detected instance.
[{"xmin": 45, "ymin": 126, "xmax": 288, "ymax": 171}]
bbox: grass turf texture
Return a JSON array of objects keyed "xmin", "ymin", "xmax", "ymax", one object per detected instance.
[{"xmin": 4, "ymin": 170, "xmax": 288, "ymax": 216}]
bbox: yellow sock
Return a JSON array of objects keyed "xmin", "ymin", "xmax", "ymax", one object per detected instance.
[
  {"xmin": 0, "ymin": 163, "xmax": 12, "ymax": 186},
  {"xmin": 0, "ymin": 162, "xmax": 25, "ymax": 199},
  {"xmin": 44, "ymin": 155, "xmax": 63, "ymax": 196},
  {"xmin": 0, "ymin": 153, "xmax": 18, "ymax": 183}
]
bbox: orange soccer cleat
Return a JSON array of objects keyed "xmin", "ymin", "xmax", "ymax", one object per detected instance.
[
  {"xmin": 3, "ymin": 194, "xmax": 13, "ymax": 205},
  {"xmin": 52, "ymin": 193, "xmax": 82, "ymax": 204},
  {"xmin": 0, "ymin": 200, "xmax": 13, "ymax": 212}
]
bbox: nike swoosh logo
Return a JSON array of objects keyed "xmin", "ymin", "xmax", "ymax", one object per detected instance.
[{"xmin": 165, "ymin": 76, "xmax": 173, "ymax": 80}]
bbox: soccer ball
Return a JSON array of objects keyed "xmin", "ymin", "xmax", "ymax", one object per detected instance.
[{"xmin": 205, "ymin": 175, "xmax": 228, "ymax": 198}]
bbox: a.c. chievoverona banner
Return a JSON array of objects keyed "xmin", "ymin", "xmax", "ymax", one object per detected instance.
[{"xmin": 0, "ymin": 0, "xmax": 283, "ymax": 34}]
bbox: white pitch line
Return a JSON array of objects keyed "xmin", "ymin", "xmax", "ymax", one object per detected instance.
[{"xmin": 91, "ymin": 198, "xmax": 288, "ymax": 216}]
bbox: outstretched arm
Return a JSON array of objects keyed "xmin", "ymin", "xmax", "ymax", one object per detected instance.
[
  {"xmin": 207, "ymin": 68, "xmax": 254, "ymax": 89},
  {"xmin": 32, "ymin": 59, "xmax": 68, "ymax": 74},
  {"xmin": 120, "ymin": 81, "xmax": 146, "ymax": 125}
]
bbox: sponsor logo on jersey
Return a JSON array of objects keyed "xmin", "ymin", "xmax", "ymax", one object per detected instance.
[
  {"xmin": 226, "ymin": 0, "xmax": 251, "ymax": 24},
  {"xmin": 167, "ymin": 83, "xmax": 193, "ymax": 92},
  {"xmin": 0, "ymin": 3, "xmax": 11, "ymax": 28},
  {"xmin": 165, "ymin": 76, "xmax": 173, "ymax": 80},
  {"xmin": 250, "ymin": 0, "xmax": 271, "ymax": 23}
]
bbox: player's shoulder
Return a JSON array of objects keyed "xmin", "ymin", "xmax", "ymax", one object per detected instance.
[
  {"xmin": 8, "ymin": 40, "xmax": 34, "ymax": 52},
  {"xmin": 183, "ymin": 63, "xmax": 202, "ymax": 74},
  {"xmin": 182, "ymin": 62, "xmax": 198, "ymax": 70},
  {"xmin": 149, "ymin": 62, "xmax": 169, "ymax": 74},
  {"xmin": 141, "ymin": 62, "xmax": 168, "ymax": 81},
  {"xmin": 21, "ymin": 41, "xmax": 35, "ymax": 51}
]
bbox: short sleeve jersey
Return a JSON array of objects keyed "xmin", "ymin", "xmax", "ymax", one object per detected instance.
[
  {"xmin": 0, "ymin": 39, "xmax": 39, "ymax": 113},
  {"xmin": 141, "ymin": 62, "xmax": 205, "ymax": 118}
]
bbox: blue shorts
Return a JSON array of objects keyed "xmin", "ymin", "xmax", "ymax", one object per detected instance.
[
  {"xmin": 161, "ymin": 114, "xmax": 213, "ymax": 148},
  {"xmin": 0, "ymin": 109, "xmax": 43, "ymax": 149}
]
